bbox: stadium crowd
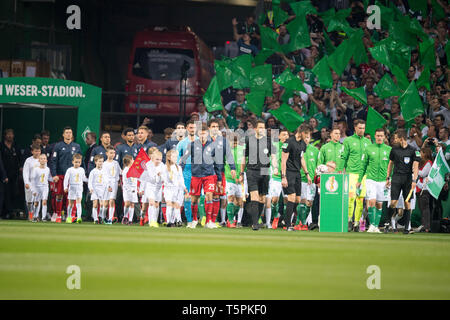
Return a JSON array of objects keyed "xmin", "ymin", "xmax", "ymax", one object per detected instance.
[{"xmin": 0, "ymin": 0, "xmax": 449, "ymax": 233}]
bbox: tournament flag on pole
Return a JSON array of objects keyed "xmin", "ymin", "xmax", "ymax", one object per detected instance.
[
  {"xmin": 426, "ymin": 149, "xmax": 450, "ymax": 199},
  {"xmin": 203, "ymin": 76, "xmax": 223, "ymax": 112},
  {"xmin": 341, "ymin": 86, "xmax": 367, "ymax": 105},
  {"xmin": 269, "ymin": 103, "xmax": 305, "ymax": 133},
  {"xmin": 365, "ymin": 107, "xmax": 387, "ymax": 138},
  {"xmin": 127, "ymin": 148, "xmax": 151, "ymax": 178},
  {"xmin": 399, "ymin": 81, "xmax": 424, "ymax": 122}
]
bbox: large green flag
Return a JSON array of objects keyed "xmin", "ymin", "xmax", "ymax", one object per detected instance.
[
  {"xmin": 203, "ymin": 76, "xmax": 223, "ymax": 112},
  {"xmin": 246, "ymin": 90, "xmax": 266, "ymax": 116},
  {"xmin": 328, "ymin": 37, "xmax": 354, "ymax": 75},
  {"xmin": 260, "ymin": 26, "xmax": 283, "ymax": 52},
  {"xmin": 341, "ymin": 86, "xmax": 367, "ymax": 105},
  {"xmin": 214, "ymin": 59, "xmax": 233, "ymax": 91},
  {"xmin": 374, "ymin": 74, "xmax": 402, "ymax": 98},
  {"xmin": 230, "ymin": 54, "xmax": 252, "ymax": 89},
  {"xmin": 369, "ymin": 38, "xmax": 411, "ymax": 74},
  {"xmin": 312, "ymin": 56, "xmax": 333, "ymax": 89},
  {"xmin": 416, "ymin": 67, "xmax": 431, "ymax": 91},
  {"xmin": 273, "ymin": 4, "xmax": 289, "ymax": 27},
  {"xmin": 420, "ymin": 37, "xmax": 437, "ymax": 71},
  {"xmin": 431, "ymin": 0, "xmax": 446, "ymax": 22},
  {"xmin": 323, "ymin": 31, "xmax": 336, "ymax": 55},
  {"xmin": 392, "ymin": 65, "xmax": 409, "ymax": 92},
  {"xmin": 275, "ymin": 68, "xmax": 306, "ymax": 92},
  {"xmin": 351, "ymin": 28, "xmax": 368, "ymax": 66},
  {"xmin": 290, "ymin": 1, "xmax": 317, "ymax": 17},
  {"xmin": 426, "ymin": 149, "xmax": 450, "ymax": 199},
  {"xmin": 399, "ymin": 81, "xmax": 424, "ymax": 122},
  {"xmin": 250, "ymin": 64, "xmax": 273, "ymax": 96},
  {"xmin": 389, "ymin": 21, "xmax": 418, "ymax": 47},
  {"xmin": 285, "ymin": 15, "xmax": 311, "ymax": 53},
  {"xmin": 254, "ymin": 48, "xmax": 275, "ymax": 66},
  {"xmin": 408, "ymin": 0, "xmax": 427, "ymax": 16},
  {"xmin": 375, "ymin": 1, "xmax": 395, "ymax": 30},
  {"xmin": 269, "ymin": 103, "xmax": 305, "ymax": 132},
  {"xmin": 365, "ymin": 107, "xmax": 387, "ymax": 138}
]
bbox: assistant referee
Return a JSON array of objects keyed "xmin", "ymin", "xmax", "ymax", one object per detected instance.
[
  {"xmin": 385, "ymin": 129, "xmax": 420, "ymax": 234},
  {"xmin": 281, "ymin": 123, "xmax": 312, "ymax": 231}
]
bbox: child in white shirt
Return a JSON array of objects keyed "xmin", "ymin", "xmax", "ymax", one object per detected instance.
[
  {"xmin": 140, "ymin": 150, "xmax": 164, "ymax": 227},
  {"xmin": 30, "ymin": 154, "xmax": 52, "ymax": 221},
  {"xmin": 23, "ymin": 145, "xmax": 41, "ymax": 220},
  {"xmin": 102, "ymin": 146, "xmax": 122, "ymax": 224},
  {"xmin": 63, "ymin": 154, "xmax": 87, "ymax": 223},
  {"xmin": 88, "ymin": 154, "xmax": 108, "ymax": 224},
  {"xmin": 122, "ymin": 155, "xmax": 138, "ymax": 225}
]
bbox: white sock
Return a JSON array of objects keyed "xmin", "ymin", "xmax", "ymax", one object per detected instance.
[
  {"xmin": 76, "ymin": 203, "xmax": 82, "ymax": 219},
  {"xmin": 175, "ymin": 208, "xmax": 181, "ymax": 222},
  {"xmin": 67, "ymin": 205, "xmax": 73, "ymax": 218},
  {"xmin": 306, "ymin": 209, "xmax": 312, "ymax": 225},
  {"xmin": 41, "ymin": 204, "xmax": 47, "ymax": 220},
  {"xmin": 124, "ymin": 207, "xmax": 129, "ymax": 220},
  {"xmin": 148, "ymin": 206, "xmax": 154, "ymax": 223},
  {"xmin": 34, "ymin": 203, "xmax": 41, "ymax": 218},
  {"xmin": 128, "ymin": 207, "xmax": 134, "ymax": 222},
  {"xmin": 220, "ymin": 208, "xmax": 226, "ymax": 223},
  {"xmin": 92, "ymin": 207, "xmax": 98, "ymax": 221},
  {"xmin": 108, "ymin": 206, "xmax": 114, "ymax": 220},
  {"xmin": 238, "ymin": 207, "xmax": 244, "ymax": 223},
  {"xmin": 166, "ymin": 206, "xmax": 173, "ymax": 224},
  {"xmin": 153, "ymin": 206, "xmax": 160, "ymax": 223},
  {"xmin": 391, "ymin": 217, "xmax": 397, "ymax": 229},
  {"xmin": 265, "ymin": 207, "xmax": 271, "ymax": 226},
  {"xmin": 100, "ymin": 207, "xmax": 105, "ymax": 220}
]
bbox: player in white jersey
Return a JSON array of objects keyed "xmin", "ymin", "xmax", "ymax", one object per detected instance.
[
  {"xmin": 121, "ymin": 155, "xmax": 138, "ymax": 225},
  {"xmin": 138, "ymin": 147, "xmax": 158, "ymax": 226},
  {"xmin": 102, "ymin": 146, "xmax": 122, "ymax": 224},
  {"xmin": 140, "ymin": 150, "xmax": 164, "ymax": 228},
  {"xmin": 23, "ymin": 145, "xmax": 41, "ymax": 220},
  {"xmin": 88, "ymin": 154, "xmax": 108, "ymax": 224},
  {"xmin": 63, "ymin": 154, "xmax": 87, "ymax": 223},
  {"xmin": 30, "ymin": 154, "xmax": 52, "ymax": 222},
  {"xmin": 162, "ymin": 149, "xmax": 187, "ymax": 227}
]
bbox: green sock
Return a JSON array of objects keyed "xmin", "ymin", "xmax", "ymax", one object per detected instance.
[
  {"xmin": 367, "ymin": 207, "xmax": 376, "ymax": 226},
  {"xmin": 226, "ymin": 203, "xmax": 235, "ymax": 222},
  {"xmin": 271, "ymin": 202, "xmax": 279, "ymax": 218},
  {"xmin": 374, "ymin": 208, "xmax": 382, "ymax": 227},
  {"xmin": 302, "ymin": 206, "xmax": 310, "ymax": 224},
  {"xmin": 296, "ymin": 204, "xmax": 305, "ymax": 225}
]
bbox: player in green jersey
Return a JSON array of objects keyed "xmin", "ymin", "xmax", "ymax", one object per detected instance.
[{"xmin": 318, "ymin": 126, "xmax": 345, "ymax": 171}]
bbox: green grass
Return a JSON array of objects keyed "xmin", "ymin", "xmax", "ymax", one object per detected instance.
[{"xmin": 0, "ymin": 220, "xmax": 449, "ymax": 300}]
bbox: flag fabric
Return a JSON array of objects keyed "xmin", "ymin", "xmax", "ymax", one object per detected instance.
[
  {"xmin": 399, "ymin": 81, "xmax": 424, "ymax": 122},
  {"xmin": 392, "ymin": 65, "xmax": 409, "ymax": 92},
  {"xmin": 254, "ymin": 48, "xmax": 275, "ymax": 66},
  {"xmin": 341, "ymin": 86, "xmax": 367, "ymax": 105},
  {"xmin": 230, "ymin": 54, "xmax": 252, "ymax": 89},
  {"xmin": 273, "ymin": 4, "xmax": 289, "ymax": 27},
  {"xmin": 284, "ymin": 15, "xmax": 311, "ymax": 53},
  {"xmin": 203, "ymin": 76, "xmax": 224, "ymax": 112},
  {"xmin": 328, "ymin": 37, "xmax": 354, "ymax": 76},
  {"xmin": 250, "ymin": 64, "xmax": 273, "ymax": 96},
  {"xmin": 416, "ymin": 67, "xmax": 431, "ymax": 91},
  {"xmin": 375, "ymin": 1, "xmax": 395, "ymax": 30},
  {"xmin": 269, "ymin": 103, "xmax": 305, "ymax": 132},
  {"xmin": 323, "ymin": 31, "xmax": 336, "ymax": 55},
  {"xmin": 351, "ymin": 28, "xmax": 368, "ymax": 66},
  {"xmin": 431, "ymin": 0, "xmax": 446, "ymax": 22},
  {"xmin": 312, "ymin": 56, "xmax": 333, "ymax": 89},
  {"xmin": 419, "ymin": 37, "xmax": 437, "ymax": 71},
  {"xmin": 290, "ymin": 1, "xmax": 317, "ymax": 17},
  {"xmin": 246, "ymin": 90, "xmax": 266, "ymax": 116},
  {"xmin": 374, "ymin": 74, "xmax": 402, "ymax": 98},
  {"xmin": 369, "ymin": 37, "xmax": 411, "ymax": 74},
  {"xmin": 127, "ymin": 148, "xmax": 151, "ymax": 178},
  {"xmin": 408, "ymin": 0, "xmax": 427, "ymax": 16},
  {"xmin": 388, "ymin": 21, "xmax": 418, "ymax": 47},
  {"xmin": 365, "ymin": 107, "xmax": 387, "ymax": 137},
  {"xmin": 426, "ymin": 149, "xmax": 450, "ymax": 199},
  {"xmin": 275, "ymin": 68, "xmax": 306, "ymax": 92},
  {"xmin": 260, "ymin": 26, "xmax": 283, "ymax": 53},
  {"xmin": 214, "ymin": 59, "xmax": 233, "ymax": 91}
]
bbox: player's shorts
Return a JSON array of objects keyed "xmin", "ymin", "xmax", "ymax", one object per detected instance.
[
  {"xmin": 25, "ymin": 186, "xmax": 33, "ymax": 203},
  {"xmin": 32, "ymin": 186, "xmax": 49, "ymax": 202},
  {"xmin": 390, "ymin": 175, "xmax": 412, "ymax": 203},
  {"xmin": 50, "ymin": 175, "xmax": 65, "ymax": 195},
  {"xmin": 106, "ymin": 182, "xmax": 118, "ymax": 200},
  {"xmin": 214, "ymin": 172, "xmax": 226, "ymax": 196},
  {"xmin": 247, "ymin": 169, "xmax": 270, "ymax": 195},
  {"xmin": 389, "ymin": 190, "xmax": 416, "ymax": 210},
  {"xmin": 145, "ymin": 184, "xmax": 163, "ymax": 202},
  {"xmin": 283, "ymin": 170, "xmax": 302, "ymax": 196},
  {"xmin": 348, "ymin": 173, "xmax": 367, "ymax": 198},
  {"xmin": 301, "ymin": 182, "xmax": 316, "ymax": 202},
  {"xmin": 176, "ymin": 187, "xmax": 185, "ymax": 205},
  {"xmin": 190, "ymin": 175, "xmax": 217, "ymax": 196},
  {"xmin": 164, "ymin": 186, "xmax": 184, "ymax": 203},
  {"xmin": 268, "ymin": 179, "xmax": 283, "ymax": 199},
  {"xmin": 226, "ymin": 181, "xmax": 243, "ymax": 198},
  {"xmin": 91, "ymin": 186, "xmax": 108, "ymax": 201},
  {"xmin": 67, "ymin": 185, "xmax": 83, "ymax": 200},
  {"xmin": 123, "ymin": 189, "xmax": 138, "ymax": 203},
  {"xmin": 365, "ymin": 179, "xmax": 389, "ymax": 202}
]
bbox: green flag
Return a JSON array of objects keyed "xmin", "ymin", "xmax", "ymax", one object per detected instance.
[
  {"xmin": 285, "ymin": 15, "xmax": 311, "ymax": 53},
  {"xmin": 312, "ymin": 56, "xmax": 333, "ymax": 89},
  {"xmin": 260, "ymin": 26, "xmax": 283, "ymax": 52},
  {"xmin": 269, "ymin": 103, "xmax": 305, "ymax": 132},
  {"xmin": 323, "ymin": 31, "xmax": 336, "ymax": 55},
  {"xmin": 290, "ymin": 1, "xmax": 317, "ymax": 17},
  {"xmin": 365, "ymin": 107, "xmax": 387, "ymax": 137},
  {"xmin": 431, "ymin": 0, "xmax": 446, "ymax": 22},
  {"xmin": 392, "ymin": 65, "xmax": 409, "ymax": 91},
  {"xmin": 230, "ymin": 54, "xmax": 252, "ymax": 89},
  {"xmin": 375, "ymin": 1, "xmax": 395, "ymax": 30},
  {"xmin": 281, "ymin": 88, "xmax": 294, "ymax": 103},
  {"xmin": 399, "ymin": 81, "xmax": 424, "ymax": 122},
  {"xmin": 369, "ymin": 38, "xmax": 411, "ymax": 74},
  {"xmin": 426, "ymin": 149, "xmax": 450, "ymax": 199},
  {"xmin": 389, "ymin": 21, "xmax": 418, "ymax": 47},
  {"xmin": 275, "ymin": 68, "xmax": 306, "ymax": 92},
  {"xmin": 273, "ymin": 4, "xmax": 289, "ymax": 27},
  {"xmin": 416, "ymin": 67, "xmax": 431, "ymax": 91},
  {"xmin": 254, "ymin": 48, "xmax": 275, "ymax": 66},
  {"xmin": 328, "ymin": 37, "xmax": 354, "ymax": 75},
  {"xmin": 308, "ymin": 101, "xmax": 318, "ymax": 117},
  {"xmin": 250, "ymin": 64, "xmax": 273, "ymax": 96},
  {"xmin": 203, "ymin": 76, "xmax": 223, "ymax": 112},
  {"xmin": 408, "ymin": 0, "xmax": 427, "ymax": 16},
  {"xmin": 214, "ymin": 59, "xmax": 233, "ymax": 91},
  {"xmin": 341, "ymin": 86, "xmax": 367, "ymax": 105},
  {"xmin": 246, "ymin": 90, "xmax": 266, "ymax": 116},
  {"xmin": 374, "ymin": 74, "xmax": 402, "ymax": 98},
  {"xmin": 420, "ymin": 37, "xmax": 437, "ymax": 71},
  {"xmin": 351, "ymin": 28, "xmax": 368, "ymax": 66}
]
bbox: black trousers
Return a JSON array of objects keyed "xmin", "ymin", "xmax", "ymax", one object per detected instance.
[{"xmin": 417, "ymin": 191, "xmax": 431, "ymax": 230}]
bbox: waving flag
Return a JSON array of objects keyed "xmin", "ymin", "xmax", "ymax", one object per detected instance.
[{"xmin": 127, "ymin": 148, "xmax": 150, "ymax": 178}]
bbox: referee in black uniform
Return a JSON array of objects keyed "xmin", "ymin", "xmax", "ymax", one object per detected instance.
[
  {"xmin": 239, "ymin": 120, "xmax": 278, "ymax": 230},
  {"xmin": 385, "ymin": 129, "xmax": 420, "ymax": 234},
  {"xmin": 281, "ymin": 123, "xmax": 312, "ymax": 231}
]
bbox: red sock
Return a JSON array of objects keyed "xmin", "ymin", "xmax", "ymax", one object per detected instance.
[
  {"xmin": 56, "ymin": 198, "xmax": 63, "ymax": 216},
  {"xmin": 191, "ymin": 203, "xmax": 198, "ymax": 221},
  {"xmin": 162, "ymin": 205, "xmax": 167, "ymax": 222},
  {"xmin": 212, "ymin": 199, "xmax": 220, "ymax": 222},
  {"xmin": 72, "ymin": 204, "xmax": 76, "ymax": 218},
  {"xmin": 205, "ymin": 201, "xmax": 213, "ymax": 223}
]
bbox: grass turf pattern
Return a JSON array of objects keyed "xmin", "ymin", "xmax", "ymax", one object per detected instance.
[{"xmin": 0, "ymin": 221, "xmax": 449, "ymax": 299}]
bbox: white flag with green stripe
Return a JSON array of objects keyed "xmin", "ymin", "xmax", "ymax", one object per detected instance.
[{"xmin": 426, "ymin": 149, "xmax": 450, "ymax": 199}]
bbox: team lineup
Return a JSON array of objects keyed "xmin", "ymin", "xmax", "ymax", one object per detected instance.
[{"xmin": 23, "ymin": 118, "xmax": 423, "ymax": 234}]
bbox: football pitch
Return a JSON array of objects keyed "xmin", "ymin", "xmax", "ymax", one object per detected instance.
[{"xmin": 0, "ymin": 220, "xmax": 449, "ymax": 300}]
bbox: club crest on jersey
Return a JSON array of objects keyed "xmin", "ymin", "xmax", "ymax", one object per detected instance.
[{"xmin": 404, "ymin": 157, "xmax": 410, "ymax": 164}]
